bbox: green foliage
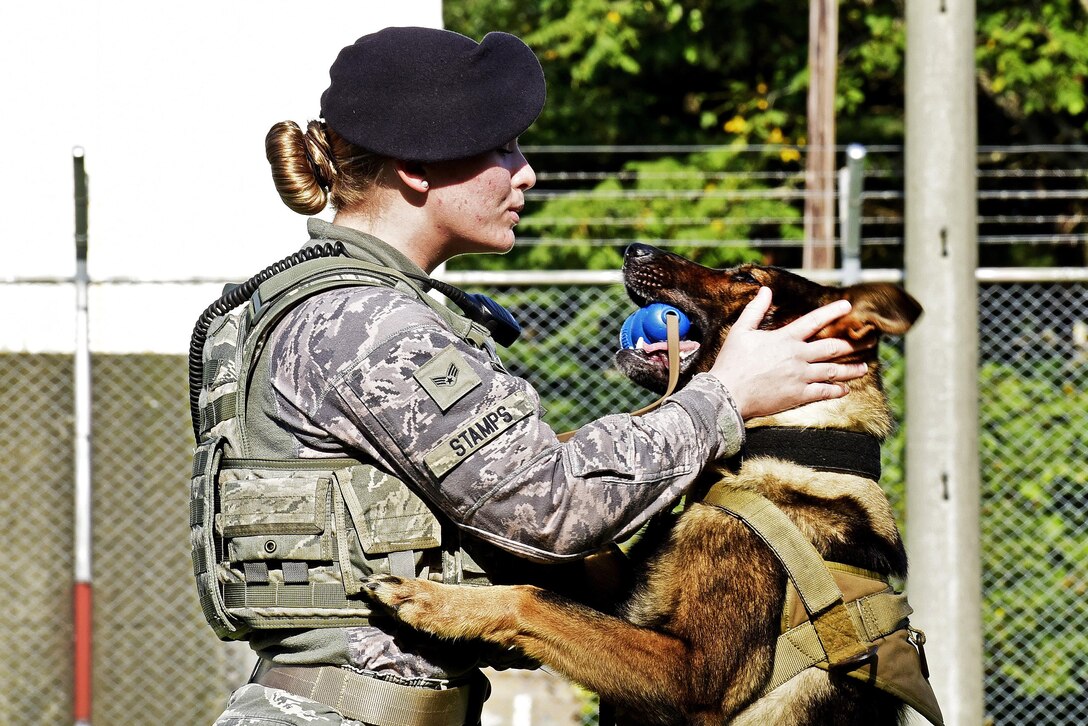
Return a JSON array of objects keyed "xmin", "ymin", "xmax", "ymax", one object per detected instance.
[
  {"xmin": 976, "ymin": 0, "xmax": 1088, "ymax": 135},
  {"xmin": 447, "ymin": 0, "xmax": 912, "ymax": 148},
  {"xmin": 448, "ymin": 0, "xmax": 1087, "ymax": 147},
  {"xmin": 446, "ymin": 0, "xmax": 1088, "ymax": 270}
]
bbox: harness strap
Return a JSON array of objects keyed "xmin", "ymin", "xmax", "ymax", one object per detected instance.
[
  {"xmin": 201, "ymin": 391, "xmax": 237, "ymax": 433},
  {"xmin": 252, "ymin": 254, "xmax": 491, "ymax": 348},
  {"xmin": 557, "ymin": 310, "xmax": 682, "ymax": 443},
  {"xmin": 763, "ymin": 589, "xmax": 912, "ymax": 693},
  {"xmin": 700, "ymin": 485, "xmax": 875, "ymax": 669},
  {"xmin": 252, "ymin": 662, "xmax": 475, "ymax": 726}
]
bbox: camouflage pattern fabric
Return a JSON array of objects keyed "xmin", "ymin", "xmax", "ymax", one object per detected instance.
[
  {"xmin": 236, "ymin": 219, "xmax": 744, "ymax": 682},
  {"xmin": 214, "ymin": 683, "xmax": 369, "ymax": 725}
]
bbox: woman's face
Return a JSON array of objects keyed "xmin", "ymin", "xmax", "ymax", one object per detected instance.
[{"xmin": 425, "ymin": 141, "xmax": 536, "ymax": 257}]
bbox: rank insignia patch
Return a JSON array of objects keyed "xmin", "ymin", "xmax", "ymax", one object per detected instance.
[{"xmin": 414, "ymin": 345, "xmax": 482, "ymax": 411}]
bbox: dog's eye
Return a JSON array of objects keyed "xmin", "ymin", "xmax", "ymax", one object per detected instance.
[{"xmin": 733, "ymin": 271, "xmax": 759, "ymax": 284}]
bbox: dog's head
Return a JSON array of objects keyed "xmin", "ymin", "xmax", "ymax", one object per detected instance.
[{"xmin": 616, "ymin": 243, "xmax": 923, "ymax": 395}]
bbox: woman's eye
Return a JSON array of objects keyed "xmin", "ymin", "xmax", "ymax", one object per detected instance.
[{"xmin": 497, "ymin": 141, "xmax": 518, "ymax": 155}]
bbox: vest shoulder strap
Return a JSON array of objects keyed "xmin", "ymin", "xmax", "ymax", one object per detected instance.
[{"xmin": 197, "ymin": 255, "xmax": 486, "ymax": 444}]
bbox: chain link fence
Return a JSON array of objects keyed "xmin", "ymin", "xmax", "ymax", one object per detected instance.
[
  {"xmin": 977, "ymin": 282, "xmax": 1088, "ymax": 724},
  {"xmin": 1, "ymin": 276, "xmax": 1084, "ymax": 724}
]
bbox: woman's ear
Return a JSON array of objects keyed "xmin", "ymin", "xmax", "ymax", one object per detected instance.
[{"xmin": 393, "ymin": 160, "xmax": 430, "ymax": 193}]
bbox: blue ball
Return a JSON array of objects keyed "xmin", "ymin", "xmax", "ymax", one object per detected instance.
[{"xmin": 620, "ymin": 303, "xmax": 691, "ymax": 349}]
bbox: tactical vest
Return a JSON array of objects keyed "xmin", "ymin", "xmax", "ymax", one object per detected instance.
[
  {"xmin": 188, "ymin": 248, "xmax": 497, "ymax": 641},
  {"xmin": 702, "ymin": 485, "xmax": 944, "ymax": 726}
]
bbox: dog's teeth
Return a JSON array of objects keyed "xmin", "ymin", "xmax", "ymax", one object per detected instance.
[{"xmin": 636, "ymin": 337, "xmax": 648, "ymax": 351}]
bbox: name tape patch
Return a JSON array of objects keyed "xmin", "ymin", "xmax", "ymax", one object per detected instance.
[
  {"xmin": 414, "ymin": 345, "xmax": 482, "ymax": 412},
  {"xmin": 423, "ymin": 391, "xmax": 535, "ymax": 478}
]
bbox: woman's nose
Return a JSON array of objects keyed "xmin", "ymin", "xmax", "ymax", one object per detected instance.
[{"xmin": 513, "ymin": 152, "xmax": 536, "ymax": 191}]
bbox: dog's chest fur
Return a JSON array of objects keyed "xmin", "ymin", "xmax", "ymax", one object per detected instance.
[{"xmin": 613, "ymin": 454, "xmax": 907, "ymax": 723}]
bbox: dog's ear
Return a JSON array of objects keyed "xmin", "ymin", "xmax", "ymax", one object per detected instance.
[{"xmin": 822, "ymin": 283, "xmax": 924, "ymax": 343}]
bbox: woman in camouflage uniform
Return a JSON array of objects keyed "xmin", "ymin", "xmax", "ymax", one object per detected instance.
[{"xmin": 212, "ymin": 25, "xmax": 866, "ymax": 726}]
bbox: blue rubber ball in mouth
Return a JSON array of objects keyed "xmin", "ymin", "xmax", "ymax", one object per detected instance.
[{"xmin": 620, "ymin": 303, "xmax": 692, "ymax": 349}]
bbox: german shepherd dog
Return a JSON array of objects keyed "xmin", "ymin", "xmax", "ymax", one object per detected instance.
[{"xmin": 365, "ymin": 244, "xmax": 931, "ymax": 725}]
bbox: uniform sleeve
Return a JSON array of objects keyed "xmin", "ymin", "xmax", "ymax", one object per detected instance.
[{"xmin": 271, "ymin": 287, "xmax": 745, "ymax": 563}]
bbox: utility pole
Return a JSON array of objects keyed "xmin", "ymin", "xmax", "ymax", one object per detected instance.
[
  {"xmin": 904, "ymin": 0, "xmax": 984, "ymax": 724},
  {"xmin": 803, "ymin": 0, "xmax": 838, "ymax": 270}
]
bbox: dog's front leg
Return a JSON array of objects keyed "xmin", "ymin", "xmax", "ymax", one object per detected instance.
[{"xmin": 364, "ymin": 575, "xmax": 691, "ymax": 717}]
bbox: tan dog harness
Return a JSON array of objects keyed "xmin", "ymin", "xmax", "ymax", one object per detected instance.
[{"xmin": 702, "ymin": 484, "xmax": 944, "ymax": 726}]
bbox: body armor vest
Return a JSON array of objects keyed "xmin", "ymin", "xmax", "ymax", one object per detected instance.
[{"xmin": 189, "ymin": 251, "xmax": 496, "ymax": 641}]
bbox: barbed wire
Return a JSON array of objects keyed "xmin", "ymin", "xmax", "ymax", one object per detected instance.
[
  {"xmin": 508, "ymin": 234, "xmax": 1088, "ymax": 251},
  {"xmin": 522, "ymin": 143, "xmax": 1088, "ymax": 154},
  {"xmin": 534, "ymin": 168, "xmax": 1088, "ymax": 182},
  {"xmin": 520, "ymin": 144, "xmax": 1087, "ymax": 253}
]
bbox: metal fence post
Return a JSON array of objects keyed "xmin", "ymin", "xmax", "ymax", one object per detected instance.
[
  {"xmin": 904, "ymin": 1, "xmax": 984, "ymax": 724},
  {"xmin": 838, "ymin": 144, "xmax": 866, "ymax": 285},
  {"xmin": 72, "ymin": 146, "xmax": 93, "ymax": 726}
]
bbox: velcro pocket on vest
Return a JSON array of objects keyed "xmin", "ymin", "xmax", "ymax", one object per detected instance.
[
  {"xmin": 340, "ymin": 465, "xmax": 442, "ymax": 555},
  {"xmin": 333, "ymin": 466, "xmax": 444, "ymax": 585},
  {"xmin": 220, "ymin": 477, "xmax": 330, "ymax": 537}
]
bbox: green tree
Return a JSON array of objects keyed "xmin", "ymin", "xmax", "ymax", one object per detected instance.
[
  {"xmin": 448, "ymin": 0, "xmax": 1088, "ymax": 148},
  {"xmin": 976, "ymin": 0, "xmax": 1088, "ymax": 145},
  {"xmin": 445, "ymin": 0, "xmax": 1088, "ymax": 269}
]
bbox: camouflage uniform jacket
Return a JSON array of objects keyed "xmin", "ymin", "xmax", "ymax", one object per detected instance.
[{"xmin": 247, "ymin": 218, "xmax": 746, "ymax": 682}]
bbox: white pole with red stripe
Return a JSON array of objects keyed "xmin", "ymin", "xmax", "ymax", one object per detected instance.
[{"xmin": 72, "ymin": 146, "xmax": 93, "ymax": 726}]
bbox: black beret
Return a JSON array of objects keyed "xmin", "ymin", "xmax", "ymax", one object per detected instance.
[{"xmin": 320, "ymin": 26, "xmax": 546, "ymax": 163}]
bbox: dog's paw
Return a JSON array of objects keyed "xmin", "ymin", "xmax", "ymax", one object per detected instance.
[
  {"xmin": 361, "ymin": 575, "xmax": 519, "ymax": 644},
  {"xmin": 361, "ymin": 575, "xmax": 457, "ymax": 633},
  {"xmin": 362, "ymin": 574, "xmax": 424, "ymax": 611}
]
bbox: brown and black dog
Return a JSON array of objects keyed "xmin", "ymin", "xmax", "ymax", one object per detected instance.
[{"xmin": 365, "ymin": 244, "xmax": 936, "ymax": 725}]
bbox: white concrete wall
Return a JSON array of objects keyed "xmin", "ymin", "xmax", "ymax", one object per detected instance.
[{"xmin": 0, "ymin": 0, "xmax": 442, "ymax": 352}]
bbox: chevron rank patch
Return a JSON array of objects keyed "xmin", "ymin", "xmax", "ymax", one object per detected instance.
[{"xmin": 414, "ymin": 344, "xmax": 482, "ymax": 412}]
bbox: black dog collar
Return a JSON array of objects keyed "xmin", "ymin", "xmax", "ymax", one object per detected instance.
[{"xmin": 741, "ymin": 427, "xmax": 882, "ymax": 482}]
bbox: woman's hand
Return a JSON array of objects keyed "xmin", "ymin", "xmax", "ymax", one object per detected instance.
[{"xmin": 708, "ymin": 287, "xmax": 868, "ymax": 420}]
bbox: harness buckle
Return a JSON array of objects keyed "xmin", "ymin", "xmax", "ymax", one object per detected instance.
[{"xmin": 907, "ymin": 625, "xmax": 930, "ymax": 678}]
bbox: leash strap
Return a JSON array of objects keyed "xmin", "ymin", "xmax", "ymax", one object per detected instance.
[
  {"xmin": 557, "ymin": 311, "xmax": 682, "ymax": 443},
  {"xmin": 252, "ymin": 661, "xmax": 475, "ymax": 726}
]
